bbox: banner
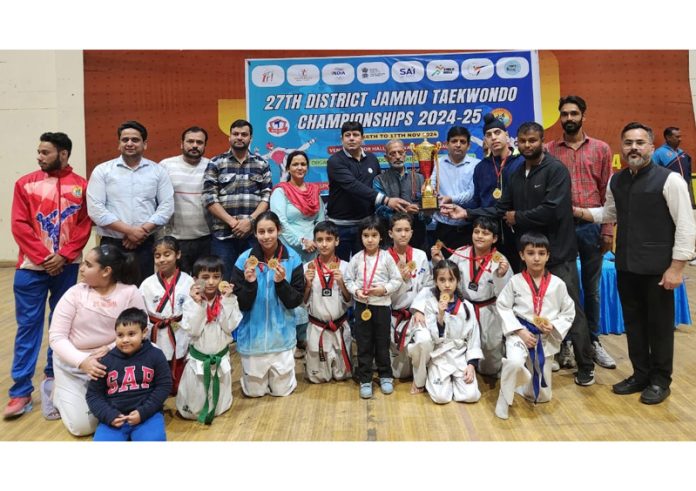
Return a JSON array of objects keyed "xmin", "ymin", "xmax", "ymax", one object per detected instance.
[{"xmin": 246, "ymin": 51, "xmax": 541, "ymax": 186}]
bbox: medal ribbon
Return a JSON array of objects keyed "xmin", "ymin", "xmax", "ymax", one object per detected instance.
[
  {"xmin": 206, "ymin": 294, "xmax": 222, "ymax": 323},
  {"xmin": 315, "ymin": 257, "xmax": 336, "ymax": 290},
  {"xmin": 259, "ymin": 244, "xmax": 284, "ymax": 272},
  {"xmin": 491, "ymin": 154, "xmax": 509, "ymax": 189},
  {"xmin": 388, "ymin": 246, "xmax": 415, "ymax": 278},
  {"xmin": 469, "ymin": 248, "xmax": 494, "ymax": 286},
  {"xmin": 516, "ymin": 316, "xmax": 548, "ymax": 402},
  {"xmin": 362, "ymin": 250, "xmax": 381, "ymax": 296},
  {"xmin": 521, "ymin": 270, "xmax": 551, "ymax": 317},
  {"xmin": 155, "ymin": 269, "xmax": 180, "ymax": 313}
]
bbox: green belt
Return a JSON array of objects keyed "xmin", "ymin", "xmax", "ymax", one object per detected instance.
[{"xmin": 188, "ymin": 344, "xmax": 229, "ymax": 425}]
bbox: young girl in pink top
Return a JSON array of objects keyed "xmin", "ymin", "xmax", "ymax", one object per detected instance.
[{"xmin": 49, "ymin": 244, "xmax": 145, "ymax": 436}]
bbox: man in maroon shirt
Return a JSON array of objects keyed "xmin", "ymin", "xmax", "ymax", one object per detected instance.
[{"xmin": 547, "ymin": 95, "xmax": 617, "ymax": 371}]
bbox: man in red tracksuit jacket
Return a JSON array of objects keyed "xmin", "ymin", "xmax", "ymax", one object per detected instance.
[{"xmin": 4, "ymin": 132, "xmax": 92, "ymax": 420}]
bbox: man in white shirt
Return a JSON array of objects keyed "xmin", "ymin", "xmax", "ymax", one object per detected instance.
[
  {"xmin": 160, "ymin": 126, "xmax": 211, "ymax": 273},
  {"xmin": 574, "ymin": 122, "xmax": 696, "ymax": 404},
  {"xmin": 87, "ymin": 120, "xmax": 174, "ymax": 284}
]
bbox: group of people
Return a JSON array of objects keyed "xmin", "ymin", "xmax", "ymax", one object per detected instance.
[{"xmin": 4, "ymin": 94, "xmax": 695, "ymax": 439}]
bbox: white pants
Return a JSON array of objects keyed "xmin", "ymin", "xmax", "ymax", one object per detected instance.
[
  {"xmin": 305, "ymin": 321, "xmax": 352, "ymax": 383},
  {"xmin": 176, "ymin": 353, "xmax": 232, "ymax": 421},
  {"xmin": 52, "ymin": 356, "xmax": 98, "ymax": 437},
  {"xmin": 390, "ymin": 320, "xmax": 433, "ymax": 387},
  {"xmin": 477, "ymin": 306, "xmax": 504, "ymax": 376},
  {"xmin": 426, "ymin": 347, "xmax": 481, "ymax": 404},
  {"xmin": 499, "ymin": 334, "xmax": 553, "ymax": 407},
  {"xmin": 240, "ymin": 350, "xmax": 297, "ymax": 397}
]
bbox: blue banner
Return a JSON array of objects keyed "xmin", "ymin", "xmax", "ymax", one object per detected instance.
[{"xmin": 246, "ymin": 51, "xmax": 541, "ymax": 186}]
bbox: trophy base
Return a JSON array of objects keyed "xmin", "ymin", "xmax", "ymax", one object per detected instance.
[{"xmin": 420, "ymin": 195, "xmax": 439, "ymax": 211}]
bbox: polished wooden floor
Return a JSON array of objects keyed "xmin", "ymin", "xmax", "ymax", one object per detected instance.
[{"xmin": 2, "ymin": 266, "xmax": 696, "ymax": 442}]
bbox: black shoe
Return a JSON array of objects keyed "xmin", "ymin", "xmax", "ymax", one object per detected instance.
[
  {"xmin": 640, "ymin": 385, "xmax": 671, "ymax": 405},
  {"xmin": 612, "ymin": 376, "xmax": 648, "ymax": 395},
  {"xmin": 574, "ymin": 369, "xmax": 595, "ymax": 386}
]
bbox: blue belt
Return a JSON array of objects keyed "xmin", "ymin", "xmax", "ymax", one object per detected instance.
[{"xmin": 516, "ymin": 316, "xmax": 547, "ymax": 402}]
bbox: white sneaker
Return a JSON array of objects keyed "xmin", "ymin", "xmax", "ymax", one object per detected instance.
[
  {"xmin": 592, "ymin": 340, "xmax": 617, "ymax": 369},
  {"xmin": 559, "ymin": 341, "xmax": 576, "ymax": 369},
  {"xmin": 551, "ymin": 359, "xmax": 560, "ymax": 372}
]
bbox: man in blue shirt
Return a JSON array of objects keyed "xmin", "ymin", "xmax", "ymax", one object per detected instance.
[
  {"xmin": 432, "ymin": 126, "xmax": 480, "ymax": 251},
  {"xmin": 653, "ymin": 126, "xmax": 694, "ymax": 207},
  {"xmin": 87, "ymin": 121, "xmax": 174, "ymax": 285}
]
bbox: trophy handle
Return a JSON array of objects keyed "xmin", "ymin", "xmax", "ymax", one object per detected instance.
[{"xmin": 434, "ymin": 141, "xmax": 442, "ymax": 199}]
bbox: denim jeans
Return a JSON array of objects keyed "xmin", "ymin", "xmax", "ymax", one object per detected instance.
[
  {"xmin": 210, "ymin": 235, "xmax": 256, "ymax": 281},
  {"xmin": 335, "ymin": 224, "xmax": 361, "ymax": 262},
  {"xmin": 575, "ymin": 222, "xmax": 603, "ymax": 341}
]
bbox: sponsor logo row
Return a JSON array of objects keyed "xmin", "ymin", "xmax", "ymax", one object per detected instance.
[{"xmin": 251, "ymin": 57, "xmax": 529, "ymax": 87}]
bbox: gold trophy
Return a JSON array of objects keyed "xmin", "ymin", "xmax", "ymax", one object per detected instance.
[{"xmin": 410, "ymin": 138, "xmax": 442, "ymax": 211}]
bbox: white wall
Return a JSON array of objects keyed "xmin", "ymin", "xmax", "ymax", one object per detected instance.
[{"xmin": 0, "ymin": 50, "xmax": 91, "ymax": 263}]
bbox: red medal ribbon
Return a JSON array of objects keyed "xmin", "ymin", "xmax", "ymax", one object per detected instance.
[
  {"xmin": 388, "ymin": 246, "xmax": 414, "ymax": 277},
  {"xmin": 491, "ymin": 154, "xmax": 509, "ymax": 186},
  {"xmin": 259, "ymin": 244, "xmax": 284, "ymax": 272},
  {"xmin": 155, "ymin": 268, "xmax": 181, "ymax": 313},
  {"xmin": 362, "ymin": 250, "xmax": 381, "ymax": 296},
  {"xmin": 315, "ymin": 256, "xmax": 336, "ymax": 290},
  {"xmin": 206, "ymin": 294, "xmax": 222, "ymax": 323},
  {"xmin": 521, "ymin": 270, "xmax": 551, "ymax": 316},
  {"xmin": 469, "ymin": 248, "xmax": 494, "ymax": 286},
  {"xmin": 445, "ymin": 297, "xmax": 462, "ymax": 315}
]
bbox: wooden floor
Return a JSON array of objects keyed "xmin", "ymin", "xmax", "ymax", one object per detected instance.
[{"xmin": 2, "ymin": 266, "xmax": 696, "ymax": 442}]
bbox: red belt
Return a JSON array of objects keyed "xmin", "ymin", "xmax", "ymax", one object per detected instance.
[
  {"xmin": 470, "ymin": 297, "xmax": 496, "ymax": 323},
  {"xmin": 391, "ymin": 308, "xmax": 412, "ymax": 352},
  {"xmin": 308, "ymin": 314, "xmax": 351, "ymax": 371}
]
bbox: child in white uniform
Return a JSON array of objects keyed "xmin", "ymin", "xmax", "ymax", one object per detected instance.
[
  {"xmin": 139, "ymin": 236, "xmax": 194, "ymax": 395},
  {"xmin": 495, "ymin": 232, "xmax": 575, "ymax": 420},
  {"xmin": 431, "ymin": 217, "xmax": 512, "ymax": 376},
  {"xmin": 423, "ymin": 259, "xmax": 482, "ymax": 404},
  {"xmin": 303, "ymin": 221, "xmax": 353, "ymax": 383},
  {"xmin": 386, "ymin": 213, "xmax": 433, "ymax": 394},
  {"xmin": 176, "ymin": 256, "xmax": 241, "ymax": 424}
]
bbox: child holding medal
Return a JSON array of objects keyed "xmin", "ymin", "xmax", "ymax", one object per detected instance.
[
  {"xmin": 422, "ymin": 259, "xmax": 482, "ymax": 404},
  {"xmin": 176, "ymin": 255, "xmax": 241, "ymax": 424},
  {"xmin": 302, "ymin": 221, "xmax": 353, "ymax": 383},
  {"xmin": 344, "ymin": 215, "xmax": 403, "ymax": 399},
  {"xmin": 231, "ymin": 211, "xmax": 305, "ymax": 397},
  {"xmin": 139, "ymin": 236, "xmax": 194, "ymax": 395},
  {"xmin": 494, "ymin": 232, "xmax": 575, "ymax": 420},
  {"xmin": 386, "ymin": 213, "xmax": 434, "ymax": 394},
  {"xmin": 429, "ymin": 217, "xmax": 512, "ymax": 378}
]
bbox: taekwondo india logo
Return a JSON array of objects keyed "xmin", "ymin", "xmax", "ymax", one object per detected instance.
[
  {"xmin": 462, "ymin": 58, "xmax": 494, "ymax": 80},
  {"xmin": 266, "ymin": 117, "xmax": 290, "ymax": 137},
  {"xmin": 251, "ymin": 65, "xmax": 284, "ymax": 87}
]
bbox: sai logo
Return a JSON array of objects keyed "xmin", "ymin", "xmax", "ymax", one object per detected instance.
[
  {"xmin": 461, "ymin": 58, "xmax": 494, "ymax": 80},
  {"xmin": 266, "ymin": 117, "xmax": 290, "ymax": 137},
  {"xmin": 251, "ymin": 65, "xmax": 284, "ymax": 87},
  {"xmin": 391, "ymin": 61, "xmax": 424, "ymax": 83},
  {"xmin": 490, "ymin": 108, "xmax": 513, "ymax": 128},
  {"xmin": 496, "ymin": 57, "xmax": 529, "ymax": 79},
  {"xmin": 322, "ymin": 63, "xmax": 355, "ymax": 85},
  {"xmin": 426, "ymin": 60, "xmax": 459, "ymax": 82}
]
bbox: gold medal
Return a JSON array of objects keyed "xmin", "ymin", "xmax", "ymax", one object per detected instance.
[
  {"xmin": 267, "ymin": 258, "xmax": 279, "ymax": 269},
  {"xmin": 492, "ymin": 188, "xmax": 502, "ymax": 199},
  {"xmin": 440, "ymin": 292, "xmax": 450, "ymax": 303},
  {"xmin": 307, "ymin": 261, "xmax": 316, "ymax": 270},
  {"xmin": 492, "ymin": 252, "xmax": 503, "ymax": 263},
  {"xmin": 532, "ymin": 315, "xmax": 550, "ymax": 328},
  {"xmin": 246, "ymin": 256, "xmax": 259, "ymax": 268},
  {"xmin": 435, "ymin": 240, "xmax": 445, "ymax": 250},
  {"xmin": 218, "ymin": 281, "xmax": 231, "ymax": 293},
  {"xmin": 328, "ymin": 261, "xmax": 339, "ymax": 271},
  {"xmin": 361, "ymin": 308, "xmax": 372, "ymax": 321},
  {"xmin": 406, "ymin": 260, "xmax": 416, "ymax": 272}
]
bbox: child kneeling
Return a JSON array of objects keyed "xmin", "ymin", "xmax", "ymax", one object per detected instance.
[
  {"xmin": 494, "ymin": 232, "xmax": 575, "ymax": 420},
  {"xmin": 423, "ymin": 260, "xmax": 482, "ymax": 404}
]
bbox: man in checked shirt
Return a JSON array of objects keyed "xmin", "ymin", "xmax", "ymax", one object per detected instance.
[{"xmin": 547, "ymin": 95, "xmax": 617, "ymax": 370}]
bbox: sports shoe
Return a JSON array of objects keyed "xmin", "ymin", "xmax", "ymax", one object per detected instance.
[
  {"xmin": 574, "ymin": 369, "xmax": 595, "ymax": 386},
  {"xmin": 559, "ymin": 341, "xmax": 576, "ymax": 369},
  {"xmin": 551, "ymin": 359, "xmax": 560, "ymax": 372},
  {"xmin": 293, "ymin": 347, "xmax": 306, "ymax": 359},
  {"xmin": 40, "ymin": 378, "xmax": 61, "ymax": 420},
  {"xmin": 3, "ymin": 396, "xmax": 33, "ymax": 419},
  {"xmin": 592, "ymin": 341, "xmax": 616, "ymax": 369},
  {"xmin": 359, "ymin": 382, "xmax": 373, "ymax": 399},
  {"xmin": 379, "ymin": 377, "xmax": 394, "ymax": 395}
]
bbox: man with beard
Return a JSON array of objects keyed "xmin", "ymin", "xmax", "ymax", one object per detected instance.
[
  {"xmin": 373, "ymin": 139, "xmax": 427, "ymax": 250},
  {"xmin": 88, "ymin": 120, "xmax": 174, "ymax": 285},
  {"xmin": 547, "ymin": 96, "xmax": 617, "ymax": 371},
  {"xmin": 574, "ymin": 122, "xmax": 695, "ymax": 404},
  {"xmin": 202, "ymin": 119, "xmax": 271, "ymax": 280},
  {"xmin": 5, "ymin": 132, "xmax": 92, "ymax": 420},
  {"xmin": 160, "ymin": 126, "xmax": 211, "ymax": 274},
  {"xmin": 440, "ymin": 122, "xmax": 597, "ymax": 387}
]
